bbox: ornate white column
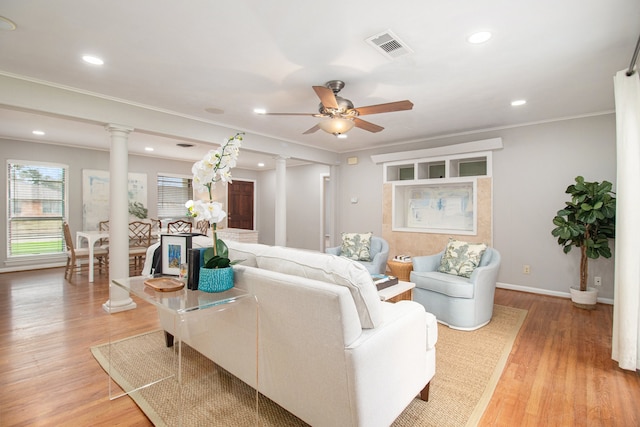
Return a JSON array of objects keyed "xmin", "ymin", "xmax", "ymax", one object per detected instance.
[
  {"xmin": 275, "ymin": 156, "xmax": 288, "ymax": 246},
  {"xmin": 103, "ymin": 124, "xmax": 137, "ymax": 313}
]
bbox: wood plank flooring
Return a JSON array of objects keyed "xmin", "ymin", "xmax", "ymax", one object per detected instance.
[{"xmin": 1, "ymin": 268, "xmax": 639, "ymax": 426}]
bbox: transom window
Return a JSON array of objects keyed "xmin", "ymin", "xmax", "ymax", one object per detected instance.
[{"xmin": 7, "ymin": 160, "xmax": 68, "ymax": 257}]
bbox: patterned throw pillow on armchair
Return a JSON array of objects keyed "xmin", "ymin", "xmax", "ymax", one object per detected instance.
[
  {"xmin": 438, "ymin": 238, "xmax": 487, "ymax": 278},
  {"xmin": 340, "ymin": 232, "xmax": 373, "ymax": 261}
]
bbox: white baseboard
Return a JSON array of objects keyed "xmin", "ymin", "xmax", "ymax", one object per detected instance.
[
  {"xmin": 0, "ymin": 262, "xmax": 66, "ymax": 273},
  {"xmin": 497, "ymin": 282, "xmax": 613, "ymax": 305}
]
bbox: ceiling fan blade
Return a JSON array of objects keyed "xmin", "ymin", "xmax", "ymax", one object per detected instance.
[
  {"xmin": 262, "ymin": 112, "xmax": 317, "ymax": 116},
  {"xmin": 353, "ymin": 117, "xmax": 384, "ymax": 133},
  {"xmin": 303, "ymin": 124, "xmax": 321, "ymax": 134},
  {"xmin": 355, "ymin": 100, "xmax": 414, "ymax": 116},
  {"xmin": 312, "ymin": 86, "xmax": 339, "ymax": 109}
]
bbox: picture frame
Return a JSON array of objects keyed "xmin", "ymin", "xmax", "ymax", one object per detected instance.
[{"xmin": 160, "ymin": 234, "xmax": 192, "ymax": 276}]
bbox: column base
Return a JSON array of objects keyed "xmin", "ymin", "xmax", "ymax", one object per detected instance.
[{"xmin": 102, "ymin": 299, "xmax": 137, "ymax": 313}]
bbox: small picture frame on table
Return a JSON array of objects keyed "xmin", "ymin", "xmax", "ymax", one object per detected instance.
[{"xmin": 160, "ymin": 234, "xmax": 192, "ymax": 276}]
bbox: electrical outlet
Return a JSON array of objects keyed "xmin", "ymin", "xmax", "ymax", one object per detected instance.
[
  {"xmin": 594, "ymin": 276, "xmax": 602, "ymax": 287},
  {"xmin": 523, "ymin": 265, "xmax": 531, "ymax": 274}
]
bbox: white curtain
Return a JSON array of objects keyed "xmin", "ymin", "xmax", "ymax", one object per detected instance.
[{"xmin": 612, "ymin": 69, "xmax": 640, "ymax": 371}]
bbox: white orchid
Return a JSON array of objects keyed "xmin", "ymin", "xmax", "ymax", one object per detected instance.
[
  {"xmin": 185, "ymin": 200, "xmax": 227, "ymax": 225},
  {"xmin": 185, "ymin": 132, "xmax": 244, "ymax": 266},
  {"xmin": 191, "ymin": 133, "xmax": 243, "ymax": 193}
]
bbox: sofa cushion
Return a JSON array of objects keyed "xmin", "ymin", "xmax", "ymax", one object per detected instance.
[
  {"xmin": 412, "ymin": 271, "xmax": 475, "ymax": 298},
  {"xmin": 340, "ymin": 232, "xmax": 373, "ymax": 261},
  {"xmin": 438, "ymin": 239, "xmax": 487, "ymax": 278},
  {"xmin": 256, "ymin": 246, "xmax": 382, "ymax": 328}
]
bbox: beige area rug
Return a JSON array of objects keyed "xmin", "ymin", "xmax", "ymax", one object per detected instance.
[{"xmin": 91, "ymin": 305, "xmax": 527, "ymax": 427}]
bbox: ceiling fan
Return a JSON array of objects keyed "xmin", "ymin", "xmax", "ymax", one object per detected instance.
[{"xmin": 262, "ymin": 80, "xmax": 413, "ymax": 136}]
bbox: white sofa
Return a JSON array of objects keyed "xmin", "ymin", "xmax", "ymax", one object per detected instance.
[{"xmin": 155, "ymin": 240, "xmax": 437, "ymax": 427}]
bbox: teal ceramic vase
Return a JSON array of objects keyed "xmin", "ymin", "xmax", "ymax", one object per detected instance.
[{"xmin": 198, "ymin": 267, "xmax": 234, "ymax": 293}]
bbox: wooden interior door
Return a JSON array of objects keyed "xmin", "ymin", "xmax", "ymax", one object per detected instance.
[{"xmin": 227, "ymin": 180, "xmax": 254, "ymax": 230}]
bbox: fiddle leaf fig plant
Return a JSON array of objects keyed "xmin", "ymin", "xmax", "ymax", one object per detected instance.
[{"xmin": 551, "ymin": 176, "xmax": 616, "ymax": 292}]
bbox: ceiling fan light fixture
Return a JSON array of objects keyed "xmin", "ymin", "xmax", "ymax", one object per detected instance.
[{"xmin": 318, "ymin": 117, "xmax": 355, "ymax": 135}]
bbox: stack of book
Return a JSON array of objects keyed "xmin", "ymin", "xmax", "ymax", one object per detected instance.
[
  {"xmin": 371, "ymin": 274, "xmax": 399, "ymax": 291},
  {"xmin": 187, "ymin": 247, "xmax": 208, "ymax": 290},
  {"xmin": 393, "ymin": 255, "xmax": 412, "ymax": 263}
]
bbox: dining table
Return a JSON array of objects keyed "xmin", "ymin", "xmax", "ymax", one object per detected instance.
[{"xmin": 76, "ymin": 230, "xmax": 109, "ymax": 283}]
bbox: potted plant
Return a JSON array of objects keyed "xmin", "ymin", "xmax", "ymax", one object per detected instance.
[
  {"xmin": 185, "ymin": 132, "xmax": 244, "ymax": 292},
  {"xmin": 551, "ymin": 176, "xmax": 616, "ymax": 309}
]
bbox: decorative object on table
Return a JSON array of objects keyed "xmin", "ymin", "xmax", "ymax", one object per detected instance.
[
  {"xmin": 371, "ymin": 274, "xmax": 399, "ymax": 291},
  {"xmin": 197, "ymin": 266, "xmax": 236, "ymax": 293},
  {"xmin": 185, "ymin": 132, "xmax": 245, "ymax": 293},
  {"xmin": 551, "ymin": 176, "xmax": 616, "ymax": 309},
  {"xmin": 186, "ymin": 247, "xmax": 207, "ymax": 290},
  {"xmin": 143, "ymin": 277, "xmax": 185, "ymax": 292},
  {"xmin": 160, "ymin": 234, "xmax": 193, "ymax": 276}
]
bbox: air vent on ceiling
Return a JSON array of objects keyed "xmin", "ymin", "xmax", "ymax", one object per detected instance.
[
  {"xmin": 177, "ymin": 143, "xmax": 194, "ymax": 148},
  {"xmin": 365, "ymin": 30, "xmax": 413, "ymax": 60}
]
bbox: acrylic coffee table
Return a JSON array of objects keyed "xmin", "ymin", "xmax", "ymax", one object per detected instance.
[{"xmin": 107, "ymin": 276, "xmax": 258, "ymax": 425}]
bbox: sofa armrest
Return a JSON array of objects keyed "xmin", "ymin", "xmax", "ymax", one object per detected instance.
[
  {"xmin": 412, "ymin": 251, "xmax": 444, "ymax": 272},
  {"xmin": 345, "ymin": 300, "xmax": 436, "ymax": 426}
]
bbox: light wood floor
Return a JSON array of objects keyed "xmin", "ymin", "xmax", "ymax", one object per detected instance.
[{"xmin": 1, "ymin": 268, "xmax": 638, "ymax": 426}]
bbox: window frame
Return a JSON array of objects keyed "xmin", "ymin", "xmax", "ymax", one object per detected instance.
[{"xmin": 7, "ymin": 159, "xmax": 69, "ymax": 258}]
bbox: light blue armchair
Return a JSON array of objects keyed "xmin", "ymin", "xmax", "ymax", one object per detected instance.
[
  {"xmin": 410, "ymin": 247, "xmax": 501, "ymax": 330},
  {"xmin": 326, "ymin": 236, "xmax": 390, "ymax": 275}
]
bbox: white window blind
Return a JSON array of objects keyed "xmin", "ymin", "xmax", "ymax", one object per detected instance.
[
  {"xmin": 7, "ymin": 161, "xmax": 68, "ymax": 257},
  {"xmin": 157, "ymin": 174, "xmax": 192, "ymax": 219}
]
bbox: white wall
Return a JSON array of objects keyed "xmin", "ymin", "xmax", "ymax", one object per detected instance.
[
  {"xmin": 335, "ymin": 114, "xmax": 617, "ymax": 300},
  {"xmin": 257, "ymin": 163, "xmax": 330, "ymax": 250}
]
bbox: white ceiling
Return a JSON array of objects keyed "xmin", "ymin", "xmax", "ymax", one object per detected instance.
[{"xmin": 0, "ymin": 0, "xmax": 638, "ymax": 169}]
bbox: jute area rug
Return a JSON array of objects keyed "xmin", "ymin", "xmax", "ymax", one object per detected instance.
[{"xmin": 91, "ymin": 304, "xmax": 527, "ymax": 427}]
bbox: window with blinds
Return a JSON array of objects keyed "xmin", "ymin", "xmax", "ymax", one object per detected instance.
[
  {"xmin": 7, "ymin": 161, "xmax": 68, "ymax": 257},
  {"xmin": 157, "ymin": 174, "xmax": 192, "ymax": 219}
]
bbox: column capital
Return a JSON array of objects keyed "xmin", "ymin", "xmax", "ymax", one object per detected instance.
[{"xmin": 105, "ymin": 123, "xmax": 134, "ymax": 134}]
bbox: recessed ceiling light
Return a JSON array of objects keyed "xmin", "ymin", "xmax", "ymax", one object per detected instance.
[
  {"xmin": 511, "ymin": 99, "xmax": 527, "ymax": 106},
  {"xmin": 257, "ymin": 162, "xmax": 265, "ymax": 168},
  {"xmin": 82, "ymin": 55, "xmax": 104, "ymax": 65},
  {"xmin": 144, "ymin": 147, "xmax": 154, "ymax": 152},
  {"xmin": 254, "ymin": 108, "xmax": 266, "ymax": 115},
  {"xmin": 0, "ymin": 16, "xmax": 17, "ymax": 31},
  {"xmin": 337, "ymin": 134, "xmax": 348, "ymax": 139},
  {"xmin": 467, "ymin": 31, "xmax": 492, "ymax": 44},
  {"xmin": 32, "ymin": 130, "xmax": 45, "ymax": 136}
]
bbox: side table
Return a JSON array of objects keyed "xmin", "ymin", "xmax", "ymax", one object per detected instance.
[
  {"xmin": 387, "ymin": 259, "xmax": 413, "ymax": 282},
  {"xmin": 379, "ymin": 281, "xmax": 415, "ymax": 303}
]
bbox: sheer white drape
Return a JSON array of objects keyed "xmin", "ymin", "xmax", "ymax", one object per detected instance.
[{"xmin": 612, "ymin": 69, "xmax": 640, "ymax": 371}]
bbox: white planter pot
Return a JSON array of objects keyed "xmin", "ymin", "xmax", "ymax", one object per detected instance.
[{"xmin": 569, "ymin": 286, "xmax": 598, "ymax": 309}]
